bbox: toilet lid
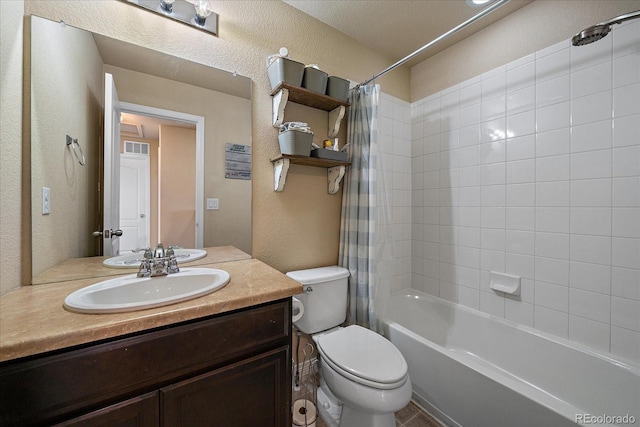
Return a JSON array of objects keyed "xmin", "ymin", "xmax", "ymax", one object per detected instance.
[{"xmin": 317, "ymin": 325, "xmax": 407, "ymax": 386}]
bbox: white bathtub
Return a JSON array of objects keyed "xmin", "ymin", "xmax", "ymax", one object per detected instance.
[{"xmin": 378, "ymin": 289, "xmax": 639, "ymax": 427}]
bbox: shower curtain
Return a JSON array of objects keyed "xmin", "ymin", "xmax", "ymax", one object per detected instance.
[{"xmin": 339, "ymin": 84, "xmax": 392, "ymax": 332}]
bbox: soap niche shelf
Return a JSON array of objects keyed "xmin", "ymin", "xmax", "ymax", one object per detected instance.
[{"xmin": 271, "ymin": 83, "xmax": 351, "ymax": 194}]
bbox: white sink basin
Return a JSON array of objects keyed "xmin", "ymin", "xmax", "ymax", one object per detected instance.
[
  {"xmin": 103, "ymin": 249, "xmax": 207, "ymax": 268},
  {"xmin": 64, "ymin": 268, "xmax": 230, "ymax": 314}
]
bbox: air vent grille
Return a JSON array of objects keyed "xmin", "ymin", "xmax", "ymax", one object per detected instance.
[{"xmin": 124, "ymin": 141, "xmax": 149, "ymax": 155}]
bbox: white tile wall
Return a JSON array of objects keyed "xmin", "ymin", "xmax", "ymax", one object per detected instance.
[
  {"xmin": 379, "ymin": 92, "xmax": 412, "ymax": 293},
  {"xmin": 408, "ymin": 20, "xmax": 640, "ymax": 363}
]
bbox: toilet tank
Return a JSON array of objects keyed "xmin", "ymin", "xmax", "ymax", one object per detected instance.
[{"xmin": 287, "ymin": 266, "xmax": 350, "ymax": 335}]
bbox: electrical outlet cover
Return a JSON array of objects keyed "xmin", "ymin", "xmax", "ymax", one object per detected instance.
[{"xmin": 207, "ymin": 198, "xmax": 219, "ymax": 210}]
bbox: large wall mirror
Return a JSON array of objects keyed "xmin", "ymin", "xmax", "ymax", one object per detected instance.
[{"xmin": 29, "ymin": 15, "xmax": 252, "ymax": 283}]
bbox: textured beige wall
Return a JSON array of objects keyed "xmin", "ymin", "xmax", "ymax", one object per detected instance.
[
  {"xmin": 159, "ymin": 125, "xmax": 196, "ymax": 248},
  {"xmin": 30, "ymin": 15, "xmax": 103, "ymax": 278},
  {"xmin": 412, "ymin": 0, "xmax": 640, "ymax": 99},
  {"xmin": 5, "ymin": 0, "xmax": 408, "ymax": 293},
  {"xmin": 0, "ymin": 0, "xmax": 25, "ymax": 295}
]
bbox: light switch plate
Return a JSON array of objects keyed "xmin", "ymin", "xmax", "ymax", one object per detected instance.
[
  {"xmin": 42, "ymin": 187, "xmax": 51, "ymax": 215},
  {"xmin": 207, "ymin": 198, "xmax": 219, "ymax": 210}
]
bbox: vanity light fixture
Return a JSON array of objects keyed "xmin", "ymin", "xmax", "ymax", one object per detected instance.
[
  {"xmin": 466, "ymin": 0, "xmax": 492, "ymax": 7},
  {"xmin": 121, "ymin": 0, "xmax": 218, "ymax": 36}
]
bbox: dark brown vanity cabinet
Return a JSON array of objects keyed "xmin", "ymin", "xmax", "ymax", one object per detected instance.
[
  {"xmin": 53, "ymin": 392, "xmax": 160, "ymax": 426},
  {"xmin": 0, "ymin": 299, "xmax": 292, "ymax": 427}
]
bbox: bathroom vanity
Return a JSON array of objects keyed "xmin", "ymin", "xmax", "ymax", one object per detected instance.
[{"xmin": 0, "ymin": 251, "xmax": 301, "ymax": 426}]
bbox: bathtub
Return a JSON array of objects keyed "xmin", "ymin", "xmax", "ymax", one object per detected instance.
[{"xmin": 378, "ymin": 289, "xmax": 639, "ymax": 427}]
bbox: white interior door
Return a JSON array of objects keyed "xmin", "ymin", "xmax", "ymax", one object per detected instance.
[
  {"xmin": 119, "ymin": 154, "xmax": 150, "ymax": 253},
  {"xmin": 103, "ymin": 73, "xmax": 122, "ymax": 256}
]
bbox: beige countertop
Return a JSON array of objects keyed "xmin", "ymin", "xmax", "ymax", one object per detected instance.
[{"xmin": 0, "ymin": 249, "xmax": 302, "ymax": 363}]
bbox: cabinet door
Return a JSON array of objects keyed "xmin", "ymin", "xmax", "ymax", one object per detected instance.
[
  {"xmin": 0, "ymin": 300, "xmax": 290, "ymax": 426},
  {"xmin": 54, "ymin": 392, "xmax": 158, "ymax": 427},
  {"xmin": 162, "ymin": 347, "xmax": 290, "ymax": 427}
]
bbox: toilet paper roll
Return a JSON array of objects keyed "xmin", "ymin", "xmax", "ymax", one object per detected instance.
[
  {"xmin": 292, "ymin": 399, "xmax": 317, "ymax": 427},
  {"xmin": 292, "ymin": 297, "xmax": 304, "ymax": 323}
]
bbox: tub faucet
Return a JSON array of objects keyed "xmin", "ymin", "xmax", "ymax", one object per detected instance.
[{"xmin": 137, "ymin": 243, "xmax": 180, "ymax": 277}]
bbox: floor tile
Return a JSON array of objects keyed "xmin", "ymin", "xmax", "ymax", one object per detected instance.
[
  {"xmin": 301, "ymin": 399, "xmax": 446, "ymax": 427},
  {"xmin": 404, "ymin": 412, "xmax": 442, "ymax": 427},
  {"xmin": 395, "ymin": 400, "xmax": 421, "ymax": 423}
]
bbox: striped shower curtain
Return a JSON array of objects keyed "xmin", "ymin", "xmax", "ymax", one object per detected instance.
[{"xmin": 339, "ymin": 84, "xmax": 386, "ymax": 331}]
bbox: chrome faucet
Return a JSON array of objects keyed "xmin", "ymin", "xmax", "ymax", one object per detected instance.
[
  {"xmin": 136, "ymin": 243, "xmax": 180, "ymax": 278},
  {"xmin": 153, "ymin": 243, "xmax": 165, "ymax": 259}
]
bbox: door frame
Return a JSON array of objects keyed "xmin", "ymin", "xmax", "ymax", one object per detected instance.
[
  {"xmin": 119, "ymin": 102, "xmax": 205, "ymax": 248},
  {"xmin": 104, "ymin": 73, "xmax": 121, "ymax": 256}
]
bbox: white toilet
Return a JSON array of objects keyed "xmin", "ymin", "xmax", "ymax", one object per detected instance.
[{"xmin": 287, "ymin": 266, "xmax": 412, "ymax": 427}]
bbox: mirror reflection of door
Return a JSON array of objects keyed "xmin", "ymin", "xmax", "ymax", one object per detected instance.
[
  {"xmin": 119, "ymin": 150, "xmax": 150, "ymax": 253},
  {"xmin": 118, "ymin": 112, "xmax": 197, "ymax": 252}
]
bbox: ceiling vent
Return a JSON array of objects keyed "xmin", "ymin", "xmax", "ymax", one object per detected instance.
[{"xmin": 121, "ymin": 122, "xmax": 144, "ymax": 138}]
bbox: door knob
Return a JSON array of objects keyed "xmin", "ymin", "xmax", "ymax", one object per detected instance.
[
  {"xmin": 140, "ymin": 214, "xmax": 146, "ymax": 218},
  {"xmin": 99, "ymin": 229, "xmax": 123, "ymax": 238}
]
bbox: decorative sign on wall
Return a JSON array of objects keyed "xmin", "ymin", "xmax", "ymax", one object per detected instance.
[{"xmin": 225, "ymin": 143, "xmax": 252, "ymax": 180}]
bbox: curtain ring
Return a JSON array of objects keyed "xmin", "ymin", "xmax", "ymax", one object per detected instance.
[{"xmin": 66, "ymin": 134, "xmax": 86, "ymax": 166}]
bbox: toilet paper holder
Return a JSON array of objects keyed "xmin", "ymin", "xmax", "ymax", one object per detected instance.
[
  {"xmin": 292, "ymin": 341, "xmax": 318, "ymax": 426},
  {"xmin": 292, "ymin": 297, "xmax": 305, "ymax": 323},
  {"xmin": 292, "ymin": 399, "xmax": 317, "ymax": 427}
]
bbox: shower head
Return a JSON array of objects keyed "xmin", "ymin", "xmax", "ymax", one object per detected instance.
[
  {"xmin": 572, "ymin": 24, "xmax": 611, "ymax": 46},
  {"xmin": 572, "ymin": 10, "xmax": 640, "ymax": 47}
]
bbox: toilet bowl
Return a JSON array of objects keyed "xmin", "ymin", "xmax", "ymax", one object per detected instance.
[
  {"xmin": 287, "ymin": 266, "xmax": 412, "ymax": 427},
  {"xmin": 314, "ymin": 325, "xmax": 412, "ymax": 427}
]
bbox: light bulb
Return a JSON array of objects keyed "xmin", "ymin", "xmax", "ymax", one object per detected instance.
[
  {"xmin": 160, "ymin": 0, "xmax": 175, "ymax": 13},
  {"xmin": 193, "ymin": 1, "xmax": 213, "ymax": 26},
  {"xmin": 466, "ymin": 0, "xmax": 491, "ymax": 6}
]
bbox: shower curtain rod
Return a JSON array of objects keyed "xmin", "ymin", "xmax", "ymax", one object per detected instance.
[{"xmin": 357, "ymin": 0, "xmax": 510, "ymax": 88}]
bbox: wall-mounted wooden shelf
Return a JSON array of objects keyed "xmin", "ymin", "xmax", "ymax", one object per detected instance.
[
  {"xmin": 271, "ymin": 83, "xmax": 349, "ymax": 137},
  {"xmin": 271, "ymin": 154, "xmax": 350, "ymax": 194},
  {"xmin": 269, "ymin": 82, "xmax": 351, "ymax": 194},
  {"xmin": 270, "ymin": 83, "xmax": 350, "ymax": 111},
  {"xmin": 272, "ymin": 154, "xmax": 350, "ymax": 168}
]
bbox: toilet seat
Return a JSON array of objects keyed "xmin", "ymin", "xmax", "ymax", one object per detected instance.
[{"xmin": 316, "ymin": 325, "xmax": 408, "ymax": 390}]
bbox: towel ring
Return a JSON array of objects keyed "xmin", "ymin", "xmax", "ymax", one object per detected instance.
[{"xmin": 66, "ymin": 135, "xmax": 86, "ymax": 166}]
